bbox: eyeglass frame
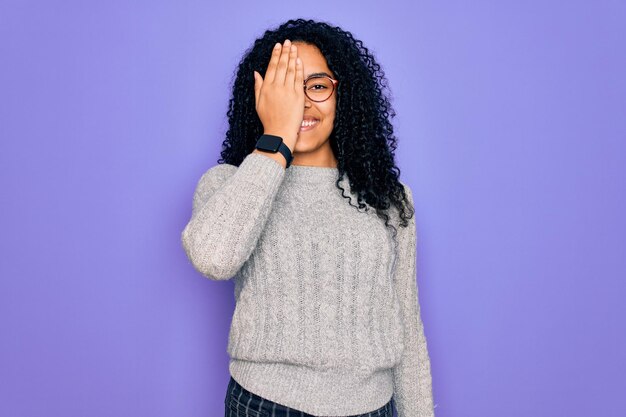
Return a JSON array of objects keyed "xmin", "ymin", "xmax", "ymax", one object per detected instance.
[{"xmin": 303, "ymin": 74, "xmax": 339, "ymax": 103}]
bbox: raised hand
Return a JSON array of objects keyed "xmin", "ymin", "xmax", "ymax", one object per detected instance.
[{"xmin": 253, "ymin": 39, "xmax": 305, "ymax": 152}]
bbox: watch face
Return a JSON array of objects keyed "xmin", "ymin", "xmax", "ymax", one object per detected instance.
[{"xmin": 257, "ymin": 135, "xmax": 282, "ymax": 152}]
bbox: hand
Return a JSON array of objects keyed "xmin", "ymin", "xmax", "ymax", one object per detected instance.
[{"xmin": 253, "ymin": 39, "xmax": 305, "ymax": 151}]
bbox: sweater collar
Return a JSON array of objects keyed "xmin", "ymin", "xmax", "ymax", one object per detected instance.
[{"xmin": 284, "ymin": 163, "xmax": 341, "ymax": 184}]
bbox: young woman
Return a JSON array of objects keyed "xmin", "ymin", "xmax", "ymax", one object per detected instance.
[{"xmin": 181, "ymin": 18, "xmax": 435, "ymax": 417}]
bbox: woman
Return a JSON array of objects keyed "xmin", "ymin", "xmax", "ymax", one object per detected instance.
[{"xmin": 181, "ymin": 18, "xmax": 435, "ymax": 417}]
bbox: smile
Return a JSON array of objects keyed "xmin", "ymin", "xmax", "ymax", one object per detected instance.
[{"xmin": 300, "ymin": 119, "xmax": 319, "ymax": 131}]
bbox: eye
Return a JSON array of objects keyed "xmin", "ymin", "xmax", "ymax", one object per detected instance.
[{"xmin": 308, "ymin": 83, "xmax": 328, "ymax": 90}]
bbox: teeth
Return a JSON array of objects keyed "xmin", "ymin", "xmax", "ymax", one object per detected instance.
[{"xmin": 301, "ymin": 120, "xmax": 319, "ymax": 127}]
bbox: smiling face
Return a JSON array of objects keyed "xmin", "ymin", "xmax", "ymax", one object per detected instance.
[{"xmin": 291, "ymin": 41, "xmax": 338, "ymax": 167}]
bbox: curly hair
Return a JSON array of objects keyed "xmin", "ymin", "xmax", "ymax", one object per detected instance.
[{"xmin": 217, "ymin": 18, "xmax": 414, "ymax": 241}]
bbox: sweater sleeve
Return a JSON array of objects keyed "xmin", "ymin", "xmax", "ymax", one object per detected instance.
[
  {"xmin": 180, "ymin": 152, "xmax": 286, "ymax": 280},
  {"xmin": 391, "ymin": 183, "xmax": 436, "ymax": 417}
]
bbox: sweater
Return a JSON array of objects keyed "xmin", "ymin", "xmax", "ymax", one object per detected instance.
[{"xmin": 180, "ymin": 151, "xmax": 435, "ymax": 417}]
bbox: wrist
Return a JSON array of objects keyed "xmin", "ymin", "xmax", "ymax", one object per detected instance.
[
  {"xmin": 255, "ymin": 133, "xmax": 294, "ymax": 168},
  {"xmin": 263, "ymin": 131, "xmax": 296, "ymax": 150}
]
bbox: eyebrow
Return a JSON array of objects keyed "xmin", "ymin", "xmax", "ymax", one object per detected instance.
[{"xmin": 306, "ymin": 71, "xmax": 334, "ymax": 79}]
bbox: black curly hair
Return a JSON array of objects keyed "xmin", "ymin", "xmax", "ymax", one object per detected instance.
[{"xmin": 217, "ymin": 18, "xmax": 414, "ymax": 240}]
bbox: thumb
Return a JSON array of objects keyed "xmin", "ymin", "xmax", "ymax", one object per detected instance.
[{"xmin": 253, "ymin": 71, "xmax": 262, "ymax": 107}]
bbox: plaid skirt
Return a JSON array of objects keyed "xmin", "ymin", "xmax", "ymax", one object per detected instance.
[{"xmin": 224, "ymin": 375, "xmax": 395, "ymax": 417}]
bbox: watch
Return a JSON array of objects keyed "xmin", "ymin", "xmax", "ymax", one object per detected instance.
[{"xmin": 255, "ymin": 134, "xmax": 293, "ymax": 168}]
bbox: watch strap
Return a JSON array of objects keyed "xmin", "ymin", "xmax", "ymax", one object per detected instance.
[{"xmin": 255, "ymin": 134, "xmax": 293, "ymax": 168}]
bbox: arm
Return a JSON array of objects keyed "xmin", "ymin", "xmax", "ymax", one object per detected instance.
[
  {"xmin": 392, "ymin": 183, "xmax": 436, "ymax": 417},
  {"xmin": 180, "ymin": 152, "xmax": 285, "ymax": 280}
]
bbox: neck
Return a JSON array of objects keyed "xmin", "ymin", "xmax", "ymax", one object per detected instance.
[{"xmin": 290, "ymin": 146, "xmax": 339, "ymax": 168}]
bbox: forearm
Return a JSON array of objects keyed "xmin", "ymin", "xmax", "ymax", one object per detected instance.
[{"xmin": 181, "ymin": 152, "xmax": 285, "ymax": 280}]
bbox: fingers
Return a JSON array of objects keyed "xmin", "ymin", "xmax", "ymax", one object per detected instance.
[
  {"xmin": 286, "ymin": 43, "xmax": 297, "ymax": 88},
  {"xmin": 264, "ymin": 42, "xmax": 282, "ymax": 84},
  {"xmin": 294, "ymin": 56, "xmax": 303, "ymax": 93},
  {"xmin": 263, "ymin": 39, "xmax": 301, "ymax": 87},
  {"xmin": 253, "ymin": 71, "xmax": 261, "ymax": 108},
  {"xmin": 275, "ymin": 39, "xmax": 291, "ymax": 85}
]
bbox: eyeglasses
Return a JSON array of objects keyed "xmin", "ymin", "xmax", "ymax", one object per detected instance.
[{"xmin": 303, "ymin": 74, "xmax": 339, "ymax": 102}]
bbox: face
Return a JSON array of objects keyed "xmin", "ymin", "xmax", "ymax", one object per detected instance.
[{"xmin": 291, "ymin": 41, "xmax": 337, "ymax": 162}]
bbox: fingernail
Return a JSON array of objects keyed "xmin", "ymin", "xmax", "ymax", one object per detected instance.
[{"xmin": 274, "ymin": 43, "xmax": 280, "ymax": 49}]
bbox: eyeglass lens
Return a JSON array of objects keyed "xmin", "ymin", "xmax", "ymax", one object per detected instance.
[{"xmin": 304, "ymin": 76, "xmax": 335, "ymax": 102}]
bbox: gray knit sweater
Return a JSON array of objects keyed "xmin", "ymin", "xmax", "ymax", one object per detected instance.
[{"xmin": 181, "ymin": 152, "xmax": 435, "ymax": 417}]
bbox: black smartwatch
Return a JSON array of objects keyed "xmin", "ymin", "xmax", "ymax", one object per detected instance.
[{"xmin": 255, "ymin": 134, "xmax": 293, "ymax": 168}]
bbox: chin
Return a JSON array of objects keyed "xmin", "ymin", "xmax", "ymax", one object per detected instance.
[{"xmin": 293, "ymin": 141, "xmax": 311, "ymax": 153}]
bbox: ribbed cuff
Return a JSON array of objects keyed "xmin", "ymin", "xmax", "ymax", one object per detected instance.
[{"xmin": 235, "ymin": 152, "xmax": 286, "ymax": 195}]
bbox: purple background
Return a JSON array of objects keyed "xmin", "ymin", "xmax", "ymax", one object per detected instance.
[{"xmin": 1, "ymin": 1, "xmax": 625, "ymax": 416}]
